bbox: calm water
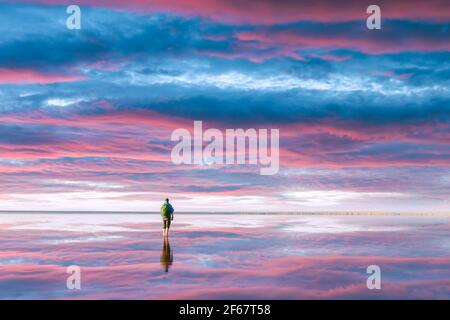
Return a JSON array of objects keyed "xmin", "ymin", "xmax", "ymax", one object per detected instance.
[{"xmin": 0, "ymin": 214, "xmax": 449, "ymax": 299}]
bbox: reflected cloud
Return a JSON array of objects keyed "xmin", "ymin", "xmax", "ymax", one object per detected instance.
[{"xmin": 0, "ymin": 214, "xmax": 449, "ymax": 299}]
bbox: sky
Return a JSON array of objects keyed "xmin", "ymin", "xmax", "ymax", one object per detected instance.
[{"xmin": 0, "ymin": 0, "xmax": 449, "ymax": 212}]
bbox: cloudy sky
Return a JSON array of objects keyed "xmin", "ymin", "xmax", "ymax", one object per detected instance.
[{"xmin": 0, "ymin": 0, "xmax": 449, "ymax": 212}]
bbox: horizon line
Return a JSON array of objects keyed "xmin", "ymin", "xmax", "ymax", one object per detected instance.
[{"xmin": 0, "ymin": 210, "xmax": 449, "ymax": 216}]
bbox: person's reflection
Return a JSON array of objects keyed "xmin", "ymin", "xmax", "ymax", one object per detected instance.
[{"xmin": 160, "ymin": 237, "xmax": 173, "ymax": 272}]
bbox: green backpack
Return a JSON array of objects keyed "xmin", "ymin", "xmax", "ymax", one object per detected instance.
[{"xmin": 160, "ymin": 203, "xmax": 171, "ymax": 220}]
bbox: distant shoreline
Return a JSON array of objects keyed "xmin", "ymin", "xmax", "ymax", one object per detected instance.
[{"xmin": 0, "ymin": 211, "xmax": 448, "ymax": 216}]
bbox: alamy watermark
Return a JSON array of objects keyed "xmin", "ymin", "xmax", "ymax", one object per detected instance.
[
  {"xmin": 366, "ymin": 5, "xmax": 381, "ymax": 30},
  {"xmin": 366, "ymin": 265, "xmax": 381, "ymax": 290},
  {"xmin": 66, "ymin": 265, "xmax": 81, "ymax": 290},
  {"xmin": 66, "ymin": 5, "xmax": 81, "ymax": 30},
  {"xmin": 171, "ymin": 121, "xmax": 279, "ymax": 175}
]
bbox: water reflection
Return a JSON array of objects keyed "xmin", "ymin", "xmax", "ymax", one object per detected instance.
[
  {"xmin": 160, "ymin": 237, "xmax": 173, "ymax": 272},
  {"xmin": 1, "ymin": 214, "xmax": 449, "ymax": 299}
]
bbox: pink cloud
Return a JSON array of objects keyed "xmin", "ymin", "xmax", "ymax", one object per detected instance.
[
  {"xmin": 309, "ymin": 53, "xmax": 352, "ymax": 62},
  {"xmin": 0, "ymin": 110, "xmax": 448, "ymax": 170},
  {"xmin": 15, "ymin": 0, "xmax": 450, "ymax": 24},
  {"xmin": 0, "ymin": 68, "xmax": 87, "ymax": 84},
  {"xmin": 236, "ymin": 29, "xmax": 450, "ymax": 54},
  {"xmin": 372, "ymin": 70, "xmax": 414, "ymax": 80},
  {"xmin": 0, "ymin": 108, "xmax": 191, "ymax": 162}
]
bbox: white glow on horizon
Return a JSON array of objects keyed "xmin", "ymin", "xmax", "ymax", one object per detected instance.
[
  {"xmin": 0, "ymin": 188, "xmax": 446, "ymax": 213},
  {"xmin": 283, "ymin": 190, "xmax": 407, "ymax": 207}
]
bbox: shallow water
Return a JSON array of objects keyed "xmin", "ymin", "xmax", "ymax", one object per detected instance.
[{"xmin": 0, "ymin": 214, "xmax": 449, "ymax": 299}]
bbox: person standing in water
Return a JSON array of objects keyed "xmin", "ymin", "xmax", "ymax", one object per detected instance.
[{"xmin": 160, "ymin": 198, "xmax": 174, "ymax": 238}]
